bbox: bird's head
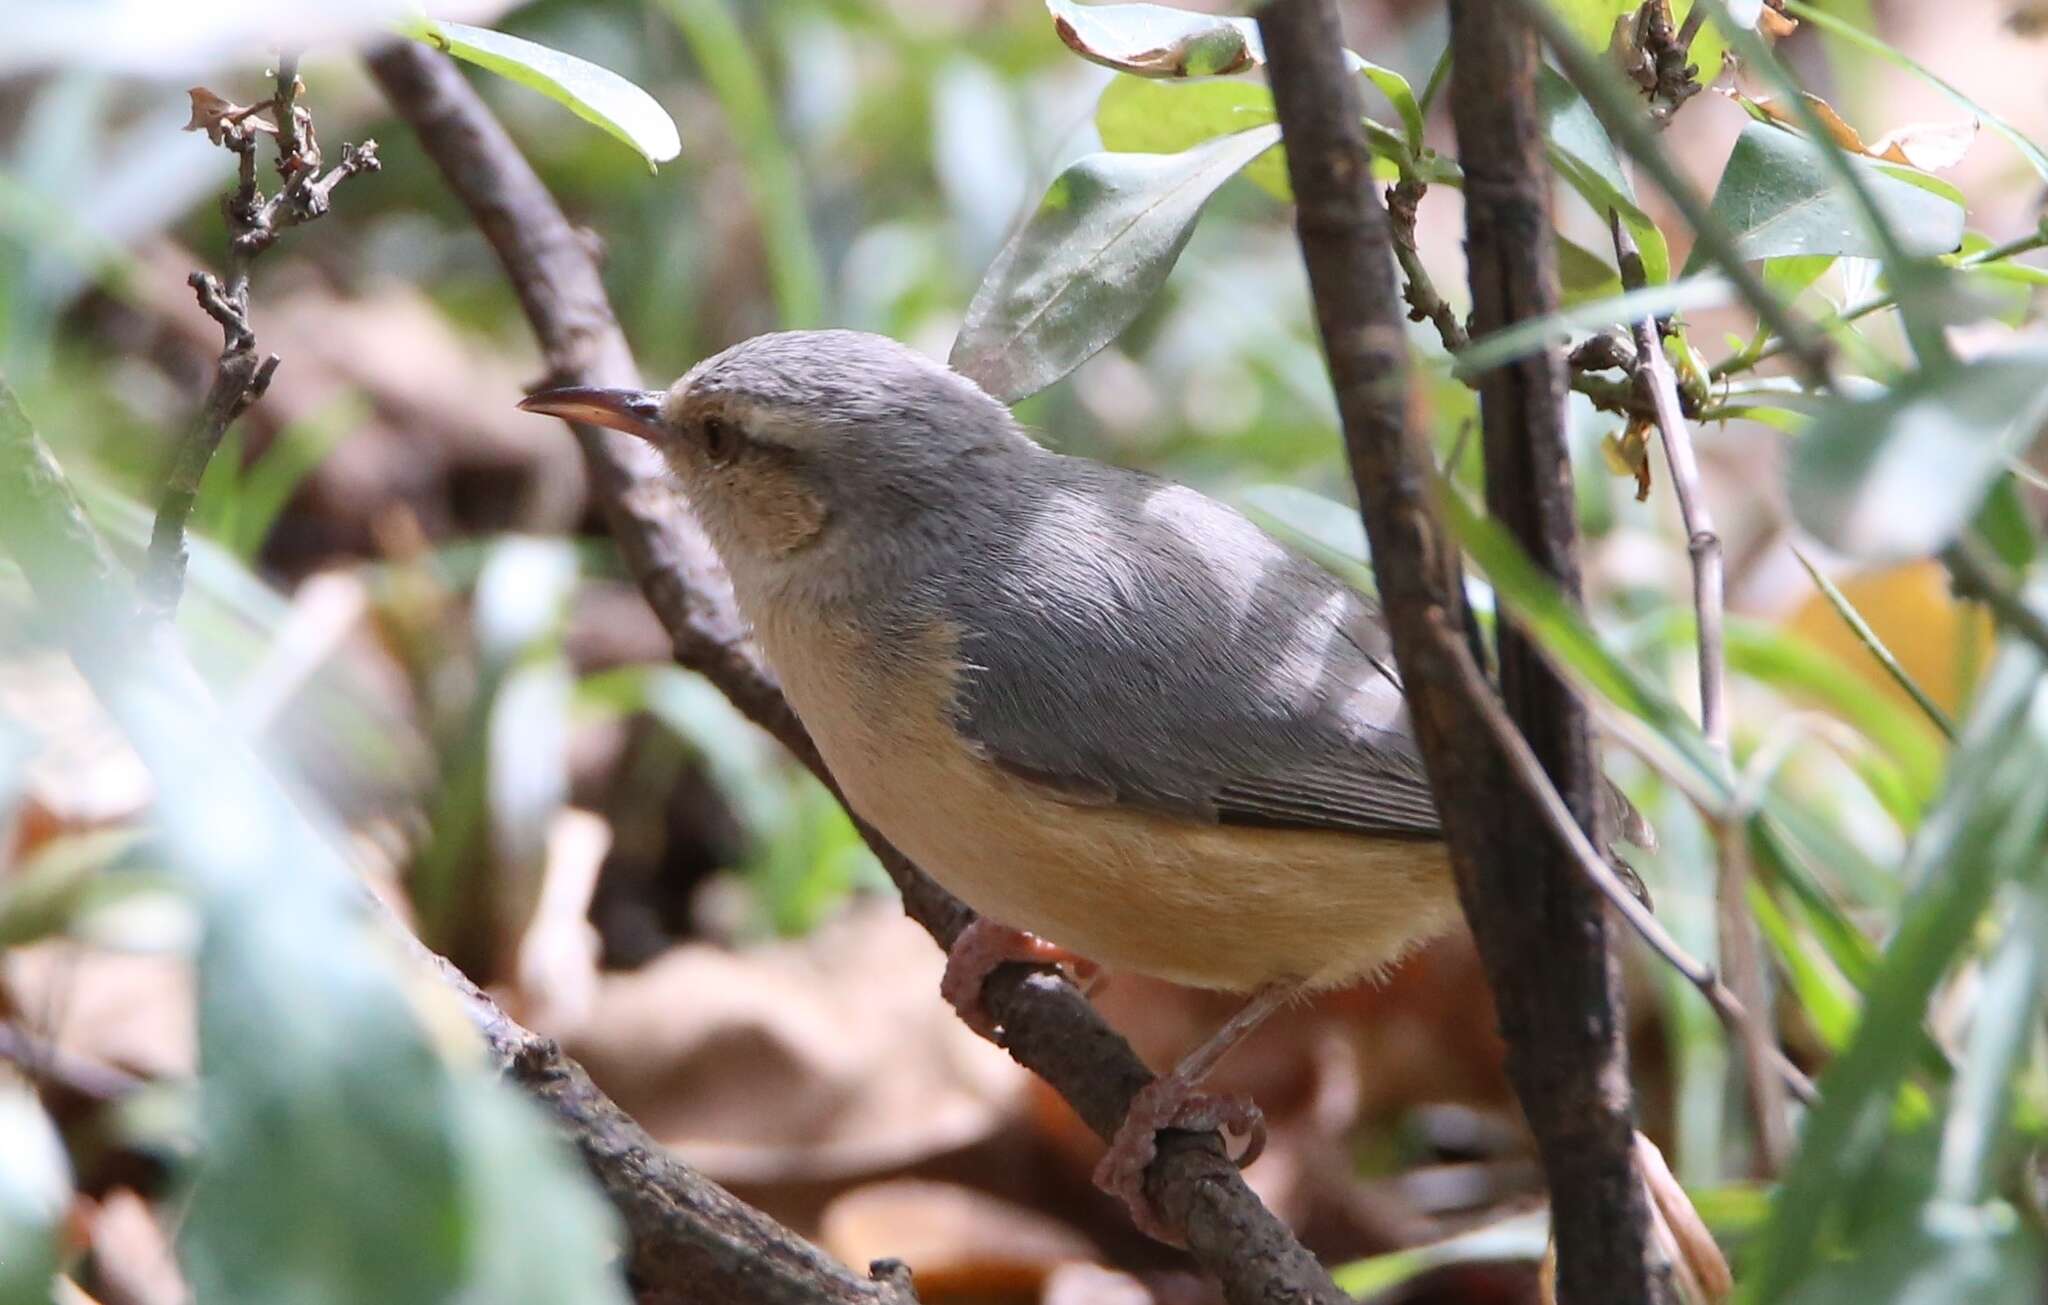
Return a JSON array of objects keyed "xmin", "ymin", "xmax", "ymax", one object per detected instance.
[{"xmin": 519, "ymin": 329, "xmax": 1033, "ymax": 567}]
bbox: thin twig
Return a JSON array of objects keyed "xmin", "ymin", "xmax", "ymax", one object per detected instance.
[
  {"xmin": 143, "ymin": 57, "xmax": 380, "ymax": 612},
  {"xmin": 1430, "ymin": 611, "xmax": 1819, "ymax": 1106},
  {"xmin": 1387, "ymin": 178, "xmax": 1468, "ymax": 352},
  {"xmin": 1945, "ymin": 537, "xmax": 2048, "ymax": 655},
  {"xmin": 1613, "ymin": 211, "xmax": 1789, "ymax": 1170}
]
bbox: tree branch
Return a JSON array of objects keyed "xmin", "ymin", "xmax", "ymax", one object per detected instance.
[
  {"xmin": 366, "ymin": 38, "xmax": 1351, "ymax": 1305},
  {"xmin": 1613, "ymin": 214, "xmax": 1789, "ymax": 1171},
  {"xmin": 1446, "ymin": 4, "xmax": 1671, "ymax": 1298},
  {"xmin": 1258, "ymin": 1, "xmax": 1667, "ymax": 1300},
  {"xmin": 145, "ymin": 60, "xmax": 380, "ymax": 612}
]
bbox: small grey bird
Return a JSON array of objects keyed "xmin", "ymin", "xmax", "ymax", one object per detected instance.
[{"xmin": 521, "ymin": 329, "xmax": 1472, "ymax": 1243}]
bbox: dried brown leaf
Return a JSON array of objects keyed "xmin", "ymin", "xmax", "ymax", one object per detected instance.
[
  {"xmin": 819, "ymin": 1179, "xmax": 1095, "ymax": 1298},
  {"xmin": 1637, "ymin": 1132, "xmax": 1732, "ymax": 1303},
  {"xmin": 182, "ymin": 87, "xmax": 275, "ymax": 145},
  {"xmin": 1731, "ymin": 89, "xmax": 1976, "ymax": 172}
]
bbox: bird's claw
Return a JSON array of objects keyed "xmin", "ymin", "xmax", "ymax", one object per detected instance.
[
  {"xmin": 941, "ymin": 917, "xmax": 1102, "ymax": 1042},
  {"xmin": 1093, "ymin": 1077, "xmax": 1266, "ymax": 1246}
]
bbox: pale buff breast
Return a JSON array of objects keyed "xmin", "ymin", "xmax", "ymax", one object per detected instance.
[{"xmin": 750, "ymin": 602, "xmax": 1464, "ymax": 993}]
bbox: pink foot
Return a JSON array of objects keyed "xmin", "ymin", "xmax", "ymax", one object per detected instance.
[
  {"xmin": 941, "ymin": 917, "xmax": 1103, "ymax": 1042},
  {"xmin": 1092, "ymin": 1076, "xmax": 1267, "ymax": 1246}
]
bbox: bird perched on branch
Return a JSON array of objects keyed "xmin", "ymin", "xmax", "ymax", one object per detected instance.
[{"xmin": 521, "ymin": 329, "xmax": 1635, "ymax": 1244}]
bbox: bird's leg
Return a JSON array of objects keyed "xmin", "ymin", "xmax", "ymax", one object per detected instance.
[
  {"xmin": 941, "ymin": 916, "xmax": 1104, "ymax": 1042},
  {"xmin": 1093, "ymin": 981, "xmax": 1295, "ymax": 1246}
]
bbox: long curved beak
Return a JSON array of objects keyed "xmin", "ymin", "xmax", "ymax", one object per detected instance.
[{"xmin": 518, "ymin": 386, "xmax": 667, "ymax": 441}]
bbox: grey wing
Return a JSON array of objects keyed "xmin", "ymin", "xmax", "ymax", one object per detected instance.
[{"xmin": 937, "ymin": 465, "xmax": 1442, "ymax": 841}]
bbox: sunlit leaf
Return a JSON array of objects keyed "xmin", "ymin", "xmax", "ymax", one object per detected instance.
[
  {"xmin": 1788, "ymin": 351, "xmax": 2048, "ymax": 561},
  {"xmin": 950, "ymin": 125, "xmax": 1279, "ymax": 402},
  {"xmin": 1095, "ymin": 76, "xmax": 1290, "ymax": 199},
  {"xmin": 1688, "ymin": 121, "xmax": 1965, "ymax": 272},
  {"xmin": 398, "ymin": 17, "xmax": 681, "ymax": 168}
]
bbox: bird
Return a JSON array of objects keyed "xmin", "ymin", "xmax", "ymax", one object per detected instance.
[{"xmin": 518, "ymin": 329, "xmax": 1610, "ymax": 1243}]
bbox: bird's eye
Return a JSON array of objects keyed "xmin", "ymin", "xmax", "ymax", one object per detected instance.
[{"xmin": 701, "ymin": 416, "xmax": 740, "ymax": 465}]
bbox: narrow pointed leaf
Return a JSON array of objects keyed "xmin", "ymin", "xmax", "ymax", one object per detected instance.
[{"xmin": 399, "ymin": 18, "xmax": 681, "ymax": 168}]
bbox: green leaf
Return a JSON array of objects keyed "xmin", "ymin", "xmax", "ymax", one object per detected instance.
[
  {"xmin": 1782, "ymin": 0, "xmax": 2048, "ymax": 185},
  {"xmin": 950, "ymin": 125, "xmax": 1280, "ymax": 402},
  {"xmin": 1720, "ymin": 614, "xmax": 1944, "ymax": 804},
  {"xmin": 1095, "ymin": 76, "xmax": 1290, "ymax": 200},
  {"xmin": 1047, "ymin": 0, "xmax": 1262, "ymax": 77},
  {"xmin": 1557, "ymin": 234, "xmax": 1624, "ymax": 305},
  {"xmin": 1755, "ymin": 640, "xmax": 2048, "ymax": 1299},
  {"xmin": 0, "ymin": 1088, "xmax": 68, "ymax": 1303},
  {"xmin": 1788, "ymin": 351, "xmax": 2048, "ymax": 561},
  {"xmin": 1538, "ymin": 65, "xmax": 1671, "ymax": 283},
  {"xmin": 398, "ymin": 17, "xmax": 681, "ymax": 168},
  {"xmin": 1778, "ymin": 1204, "xmax": 2045, "ymax": 1305},
  {"xmin": 1933, "ymin": 889, "xmax": 2046, "ymax": 1204},
  {"xmin": 1686, "ymin": 122, "xmax": 1964, "ymax": 273},
  {"xmin": 1354, "ymin": 57, "xmax": 1425, "ymax": 156}
]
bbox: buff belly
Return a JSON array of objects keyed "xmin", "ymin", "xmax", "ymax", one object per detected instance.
[{"xmin": 754, "ymin": 608, "xmax": 1464, "ymax": 993}]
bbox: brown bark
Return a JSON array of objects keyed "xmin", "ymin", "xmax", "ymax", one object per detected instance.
[{"xmin": 1258, "ymin": 1, "xmax": 1666, "ymax": 1300}]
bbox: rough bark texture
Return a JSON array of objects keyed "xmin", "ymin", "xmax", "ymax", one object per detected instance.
[
  {"xmin": 1258, "ymin": 1, "xmax": 1664, "ymax": 1301},
  {"xmin": 1446, "ymin": 4, "xmax": 1661, "ymax": 1300},
  {"xmin": 368, "ymin": 38, "xmax": 1349, "ymax": 1305}
]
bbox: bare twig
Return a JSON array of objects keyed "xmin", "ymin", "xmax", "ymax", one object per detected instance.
[
  {"xmin": 1613, "ymin": 212, "xmax": 1790, "ymax": 1170},
  {"xmin": 144, "ymin": 57, "xmax": 380, "ymax": 612},
  {"xmin": 366, "ymin": 38, "xmax": 1352, "ymax": 1304},
  {"xmin": 1946, "ymin": 537, "xmax": 2048, "ymax": 656},
  {"xmin": 1386, "ymin": 179, "xmax": 1468, "ymax": 352},
  {"xmin": 1427, "ymin": 611, "xmax": 1818, "ymax": 1108},
  {"xmin": 397, "ymin": 933, "xmax": 922, "ymax": 1305},
  {"xmin": 1628, "ymin": 1, "xmax": 1706, "ymax": 124},
  {"xmin": 0, "ymin": 378, "xmax": 918, "ymax": 1305}
]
